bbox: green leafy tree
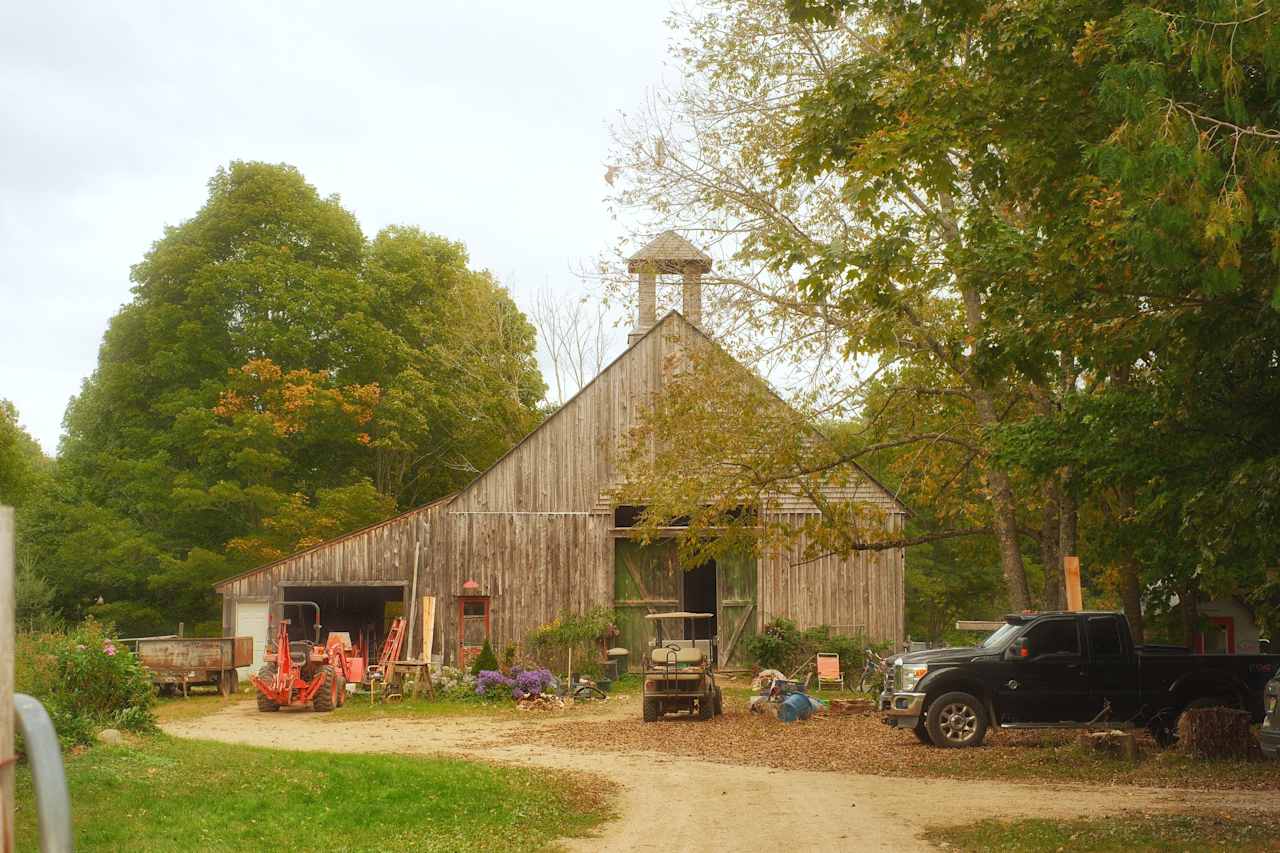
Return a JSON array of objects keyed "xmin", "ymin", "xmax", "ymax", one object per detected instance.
[{"xmin": 29, "ymin": 163, "xmax": 545, "ymax": 635}]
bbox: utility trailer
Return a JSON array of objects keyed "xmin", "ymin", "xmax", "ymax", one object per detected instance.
[{"xmin": 133, "ymin": 636, "xmax": 254, "ymax": 697}]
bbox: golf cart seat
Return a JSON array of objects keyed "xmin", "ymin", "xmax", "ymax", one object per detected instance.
[{"xmin": 650, "ymin": 647, "xmax": 704, "ymax": 666}]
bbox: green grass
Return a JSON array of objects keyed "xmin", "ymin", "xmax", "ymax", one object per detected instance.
[
  {"xmin": 15, "ymin": 735, "xmax": 613, "ymax": 852},
  {"xmin": 927, "ymin": 813, "xmax": 1280, "ymax": 852}
]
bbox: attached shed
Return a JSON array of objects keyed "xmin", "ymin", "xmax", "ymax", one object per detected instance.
[{"xmin": 216, "ymin": 232, "xmax": 907, "ymax": 674}]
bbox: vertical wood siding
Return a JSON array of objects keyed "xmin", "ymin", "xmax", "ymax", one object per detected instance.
[{"xmin": 218, "ymin": 312, "xmax": 909, "ymax": 661}]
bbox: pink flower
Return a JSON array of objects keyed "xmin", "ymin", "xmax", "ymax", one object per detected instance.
[{"xmin": 103, "ymin": 642, "xmax": 117, "ymax": 657}]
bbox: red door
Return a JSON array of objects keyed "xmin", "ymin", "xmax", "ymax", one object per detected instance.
[
  {"xmin": 458, "ymin": 597, "xmax": 490, "ymax": 667},
  {"xmin": 1197, "ymin": 617, "xmax": 1236, "ymax": 654}
]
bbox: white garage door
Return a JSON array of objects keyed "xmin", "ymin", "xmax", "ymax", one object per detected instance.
[{"xmin": 235, "ymin": 601, "xmax": 269, "ymax": 677}]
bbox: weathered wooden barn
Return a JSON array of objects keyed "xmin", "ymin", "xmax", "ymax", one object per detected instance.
[{"xmin": 215, "ymin": 232, "xmax": 906, "ymax": 674}]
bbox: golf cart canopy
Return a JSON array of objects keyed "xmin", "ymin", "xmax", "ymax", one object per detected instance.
[{"xmin": 645, "ymin": 612, "xmax": 714, "ymax": 620}]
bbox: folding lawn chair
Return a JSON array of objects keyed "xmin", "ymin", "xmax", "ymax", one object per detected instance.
[{"xmin": 815, "ymin": 652, "xmax": 844, "ymax": 692}]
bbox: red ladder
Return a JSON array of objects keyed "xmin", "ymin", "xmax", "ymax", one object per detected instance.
[{"xmin": 379, "ymin": 617, "xmax": 407, "ymax": 670}]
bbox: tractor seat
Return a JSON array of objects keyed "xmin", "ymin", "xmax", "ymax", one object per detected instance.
[
  {"xmin": 288, "ymin": 641, "xmax": 311, "ymax": 665},
  {"xmin": 650, "ymin": 647, "xmax": 704, "ymax": 666}
]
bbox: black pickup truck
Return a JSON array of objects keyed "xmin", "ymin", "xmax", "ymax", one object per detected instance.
[{"xmin": 881, "ymin": 611, "xmax": 1279, "ymax": 748}]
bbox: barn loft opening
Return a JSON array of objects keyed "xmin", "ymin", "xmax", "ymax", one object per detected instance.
[
  {"xmin": 682, "ymin": 560, "xmax": 717, "ymax": 640},
  {"xmin": 280, "ymin": 584, "xmax": 403, "ymax": 660}
]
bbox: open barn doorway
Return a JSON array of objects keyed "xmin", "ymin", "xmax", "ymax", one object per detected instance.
[
  {"xmin": 280, "ymin": 584, "xmax": 405, "ymax": 666},
  {"xmin": 681, "ymin": 561, "xmax": 717, "ymax": 640}
]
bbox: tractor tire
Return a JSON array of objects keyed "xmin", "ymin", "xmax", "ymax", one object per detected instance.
[
  {"xmin": 256, "ymin": 665, "xmax": 280, "ymax": 712},
  {"xmin": 643, "ymin": 698, "xmax": 660, "ymax": 723},
  {"xmin": 313, "ymin": 665, "xmax": 338, "ymax": 712},
  {"xmin": 925, "ymin": 691, "xmax": 988, "ymax": 748},
  {"xmin": 336, "ymin": 675, "xmax": 346, "ymax": 707}
]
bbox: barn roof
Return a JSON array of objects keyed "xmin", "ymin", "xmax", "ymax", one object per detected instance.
[{"xmin": 211, "ymin": 492, "xmax": 455, "ymax": 591}]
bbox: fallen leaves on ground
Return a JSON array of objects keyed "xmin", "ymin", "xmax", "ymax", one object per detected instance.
[{"xmin": 499, "ymin": 706, "xmax": 1280, "ymax": 790}]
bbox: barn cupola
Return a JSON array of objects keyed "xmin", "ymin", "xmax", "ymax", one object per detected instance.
[{"xmin": 626, "ymin": 230, "xmax": 713, "ymax": 345}]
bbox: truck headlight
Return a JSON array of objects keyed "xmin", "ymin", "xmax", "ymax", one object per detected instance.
[{"xmin": 898, "ymin": 663, "xmax": 928, "ymax": 691}]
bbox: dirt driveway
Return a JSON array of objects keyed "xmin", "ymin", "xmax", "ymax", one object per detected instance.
[{"xmin": 163, "ymin": 701, "xmax": 1275, "ymax": 852}]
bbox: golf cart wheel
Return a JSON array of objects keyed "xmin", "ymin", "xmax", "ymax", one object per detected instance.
[
  {"xmin": 313, "ymin": 665, "xmax": 338, "ymax": 712},
  {"xmin": 698, "ymin": 695, "xmax": 714, "ymax": 720},
  {"xmin": 256, "ymin": 665, "xmax": 280, "ymax": 712},
  {"xmin": 925, "ymin": 691, "xmax": 987, "ymax": 748},
  {"xmin": 714, "ymin": 686, "xmax": 724, "ymax": 716},
  {"xmin": 643, "ymin": 698, "xmax": 660, "ymax": 723}
]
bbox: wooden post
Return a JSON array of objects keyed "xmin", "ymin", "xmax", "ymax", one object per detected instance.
[
  {"xmin": 1, "ymin": 506, "xmax": 15, "ymax": 853},
  {"xmin": 1064, "ymin": 556, "xmax": 1082, "ymax": 611},
  {"xmin": 405, "ymin": 551, "xmax": 420, "ymax": 661}
]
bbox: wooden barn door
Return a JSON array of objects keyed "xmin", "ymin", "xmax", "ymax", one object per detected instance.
[
  {"xmin": 717, "ymin": 547, "xmax": 758, "ymax": 669},
  {"xmin": 613, "ymin": 539, "xmax": 679, "ymax": 672}
]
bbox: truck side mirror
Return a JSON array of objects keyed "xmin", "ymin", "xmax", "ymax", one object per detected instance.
[{"xmin": 1007, "ymin": 638, "xmax": 1030, "ymax": 660}]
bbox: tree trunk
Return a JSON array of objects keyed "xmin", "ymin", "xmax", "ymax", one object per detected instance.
[
  {"xmin": 1041, "ymin": 480, "xmax": 1063, "ymax": 610},
  {"xmin": 1181, "ymin": 584, "xmax": 1201, "ymax": 650},
  {"xmin": 1113, "ymin": 484, "xmax": 1145, "ymax": 645},
  {"xmin": 973, "ymin": 389, "xmax": 1031, "ymax": 610},
  {"xmin": 1055, "ymin": 469, "xmax": 1078, "ymax": 612}
]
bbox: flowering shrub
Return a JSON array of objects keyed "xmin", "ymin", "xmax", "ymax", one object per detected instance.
[
  {"xmin": 474, "ymin": 667, "xmax": 556, "ymax": 701},
  {"xmin": 16, "ymin": 617, "xmax": 156, "ymax": 748},
  {"xmin": 431, "ymin": 666, "xmax": 477, "ymax": 700},
  {"xmin": 512, "ymin": 667, "xmax": 555, "ymax": 700},
  {"xmin": 474, "ymin": 670, "xmax": 514, "ymax": 699}
]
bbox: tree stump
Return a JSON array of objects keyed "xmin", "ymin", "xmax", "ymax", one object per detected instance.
[
  {"xmin": 1078, "ymin": 729, "xmax": 1139, "ymax": 762},
  {"xmin": 1177, "ymin": 706, "xmax": 1262, "ymax": 760}
]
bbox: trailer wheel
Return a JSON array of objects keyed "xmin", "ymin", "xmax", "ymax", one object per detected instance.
[
  {"xmin": 643, "ymin": 698, "xmax": 660, "ymax": 722},
  {"xmin": 313, "ymin": 666, "xmax": 338, "ymax": 712},
  {"xmin": 217, "ymin": 669, "xmax": 239, "ymax": 697},
  {"xmin": 256, "ymin": 665, "xmax": 280, "ymax": 712}
]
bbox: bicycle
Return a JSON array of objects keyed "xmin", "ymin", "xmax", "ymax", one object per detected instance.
[{"xmin": 855, "ymin": 647, "xmax": 889, "ymax": 694}]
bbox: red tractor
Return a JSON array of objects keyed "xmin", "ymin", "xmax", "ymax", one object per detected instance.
[{"xmin": 251, "ymin": 601, "xmax": 363, "ymax": 713}]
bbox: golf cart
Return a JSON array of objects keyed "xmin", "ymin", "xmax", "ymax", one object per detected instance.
[{"xmin": 642, "ymin": 612, "xmax": 723, "ymax": 722}]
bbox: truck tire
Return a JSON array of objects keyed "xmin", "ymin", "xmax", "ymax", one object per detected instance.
[
  {"xmin": 313, "ymin": 666, "xmax": 338, "ymax": 712},
  {"xmin": 913, "ymin": 720, "xmax": 932, "ymax": 744},
  {"xmin": 1154, "ymin": 695, "xmax": 1239, "ymax": 747},
  {"xmin": 643, "ymin": 698, "xmax": 660, "ymax": 722},
  {"xmin": 926, "ymin": 691, "xmax": 988, "ymax": 748},
  {"xmin": 256, "ymin": 665, "xmax": 280, "ymax": 712}
]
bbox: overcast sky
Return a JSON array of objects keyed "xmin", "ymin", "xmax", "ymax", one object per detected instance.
[{"xmin": 1, "ymin": 1, "xmax": 675, "ymax": 454}]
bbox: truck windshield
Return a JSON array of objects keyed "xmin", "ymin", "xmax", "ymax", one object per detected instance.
[{"xmin": 978, "ymin": 622, "xmax": 1022, "ymax": 649}]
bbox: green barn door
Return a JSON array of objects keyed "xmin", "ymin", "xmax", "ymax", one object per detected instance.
[
  {"xmin": 613, "ymin": 539, "xmax": 679, "ymax": 672},
  {"xmin": 717, "ymin": 547, "xmax": 758, "ymax": 669}
]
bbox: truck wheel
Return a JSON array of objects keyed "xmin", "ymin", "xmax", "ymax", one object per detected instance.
[
  {"xmin": 913, "ymin": 720, "xmax": 932, "ymax": 744},
  {"xmin": 926, "ymin": 691, "xmax": 987, "ymax": 748},
  {"xmin": 256, "ymin": 665, "xmax": 280, "ymax": 712},
  {"xmin": 313, "ymin": 666, "xmax": 338, "ymax": 712},
  {"xmin": 643, "ymin": 698, "xmax": 660, "ymax": 722},
  {"xmin": 1155, "ymin": 695, "xmax": 1238, "ymax": 747}
]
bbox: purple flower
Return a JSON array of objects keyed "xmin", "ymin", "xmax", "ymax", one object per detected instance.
[
  {"xmin": 475, "ymin": 670, "xmax": 514, "ymax": 696},
  {"xmin": 511, "ymin": 667, "xmax": 554, "ymax": 700}
]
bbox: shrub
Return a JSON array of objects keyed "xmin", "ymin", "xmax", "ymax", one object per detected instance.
[
  {"xmin": 430, "ymin": 666, "xmax": 477, "ymax": 700},
  {"xmin": 526, "ymin": 607, "xmax": 620, "ymax": 677},
  {"xmin": 743, "ymin": 618, "xmax": 883, "ymax": 678},
  {"xmin": 469, "ymin": 638, "xmax": 500, "ymax": 677},
  {"xmin": 474, "ymin": 670, "xmax": 514, "ymax": 700},
  {"xmin": 16, "ymin": 617, "xmax": 156, "ymax": 748}
]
